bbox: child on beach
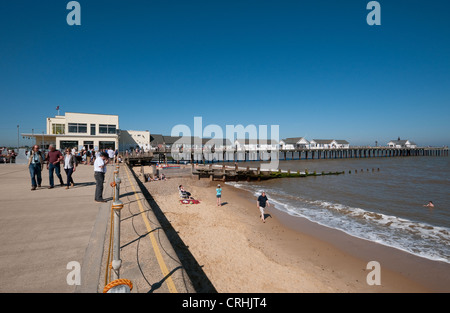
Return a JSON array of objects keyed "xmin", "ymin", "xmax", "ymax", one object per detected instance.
[{"xmin": 216, "ymin": 184, "xmax": 222, "ymax": 206}]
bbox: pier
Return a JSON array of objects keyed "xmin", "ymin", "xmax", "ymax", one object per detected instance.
[{"xmin": 124, "ymin": 146, "xmax": 449, "ymax": 165}]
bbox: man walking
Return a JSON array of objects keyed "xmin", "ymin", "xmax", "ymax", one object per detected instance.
[
  {"xmin": 94, "ymin": 151, "xmax": 109, "ymax": 203},
  {"xmin": 46, "ymin": 144, "xmax": 64, "ymax": 189},
  {"xmin": 257, "ymin": 191, "xmax": 270, "ymax": 223},
  {"xmin": 28, "ymin": 145, "xmax": 44, "ymax": 190}
]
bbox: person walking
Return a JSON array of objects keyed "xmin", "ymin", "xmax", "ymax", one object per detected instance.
[
  {"xmin": 107, "ymin": 148, "xmax": 115, "ymax": 164},
  {"xmin": 94, "ymin": 151, "xmax": 109, "ymax": 202},
  {"xmin": 216, "ymin": 184, "xmax": 222, "ymax": 206},
  {"xmin": 257, "ymin": 191, "xmax": 270, "ymax": 223},
  {"xmin": 28, "ymin": 145, "xmax": 44, "ymax": 190},
  {"xmin": 85, "ymin": 149, "xmax": 91, "ymax": 165},
  {"xmin": 46, "ymin": 144, "xmax": 64, "ymax": 189},
  {"xmin": 63, "ymin": 148, "xmax": 77, "ymax": 189}
]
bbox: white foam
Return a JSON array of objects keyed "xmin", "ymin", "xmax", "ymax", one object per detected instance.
[{"xmin": 226, "ymin": 182, "xmax": 450, "ymax": 264}]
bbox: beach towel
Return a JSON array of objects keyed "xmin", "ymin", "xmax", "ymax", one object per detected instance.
[{"xmin": 180, "ymin": 199, "xmax": 200, "ymax": 204}]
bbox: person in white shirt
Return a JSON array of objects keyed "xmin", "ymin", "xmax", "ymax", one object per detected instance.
[
  {"xmin": 63, "ymin": 148, "xmax": 77, "ymax": 189},
  {"xmin": 94, "ymin": 152, "xmax": 109, "ymax": 202},
  {"xmin": 107, "ymin": 148, "xmax": 115, "ymax": 163}
]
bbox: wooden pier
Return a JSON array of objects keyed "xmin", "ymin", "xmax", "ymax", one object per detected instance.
[
  {"xmin": 192, "ymin": 164, "xmax": 345, "ymax": 182},
  {"xmin": 124, "ymin": 146, "xmax": 448, "ymax": 165}
]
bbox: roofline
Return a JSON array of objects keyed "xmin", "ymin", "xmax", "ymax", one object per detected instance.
[{"xmin": 57, "ymin": 112, "xmax": 119, "ymax": 117}]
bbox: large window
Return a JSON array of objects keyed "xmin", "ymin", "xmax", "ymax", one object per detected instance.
[
  {"xmin": 52, "ymin": 124, "xmax": 65, "ymax": 135},
  {"xmin": 60, "ymin": 141, "xmax": 79, "ymax": 150},
  {"xmin": 68, "ymin": 123, "xmax": 87, "ymax": 133},
  {"xmin": 99, "ymin": 141, "xmax": 115, "ymax": 150},
  {"xmin": 99, "ymin": 124, "xmax": 117, "ymax": 134}
]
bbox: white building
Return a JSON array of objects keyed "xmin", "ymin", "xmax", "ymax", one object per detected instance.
[
  {"xmin": 387, "ymin": 139, "xmax": 417, "ymax": 148},
  {"xmin": 23, "ymin": 112, "xmax": 152, "ymax": 152},
  {"xmin": 309, "ymin": 139, "xmax": 350, "ymax": 149},
  {"xmin": 279, "ymin": 137, "xmax": 310, "ymax": 150},
  {"xmin": 23, "ymin": 112, "xmax": 119, "ymax": 151},
  {"xmin": 120, "ymin": 130, "xmax": 151, "ymax": 152},
  {"xmin": 234, "ymin": 139, "xmax": 279, "ymax": 151}
]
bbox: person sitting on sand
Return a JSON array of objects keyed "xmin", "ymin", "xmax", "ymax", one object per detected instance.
[
  {"xmin": 179, "ymin": 185, "xmax": 192, "ymax": 199},
  {"xmin": 424, "ymin": 201, "xmax": 434, "ymax": 208}
]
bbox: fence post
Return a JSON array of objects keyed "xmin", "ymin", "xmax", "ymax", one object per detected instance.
[{"xmin": 111, "ymin": 170, "xmax": 124, "ymax": 281}]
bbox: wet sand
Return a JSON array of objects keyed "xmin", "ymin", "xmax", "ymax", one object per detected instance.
[{"xmin": 138, "ymin": 168, "xmax": 450, "ymax": 293}]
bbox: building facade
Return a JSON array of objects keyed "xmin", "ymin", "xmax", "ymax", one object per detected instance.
[
  {"xmin": 119, "ymin": 130, "xmax": 151, "ymax": 152},
  {"xmin": 23, "ymin": 112, "xmax": 119, "ymax": 151},
  {"xmin": 387, "ymin": 139, "xmax": 417, "ymax": 148}
]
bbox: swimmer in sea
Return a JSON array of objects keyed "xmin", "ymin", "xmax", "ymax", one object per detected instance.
[{"xmin": 423, "ymin": 201, "xmax": 434, "ymax": 208}]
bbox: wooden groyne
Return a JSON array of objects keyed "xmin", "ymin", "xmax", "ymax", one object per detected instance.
[{"xmin": 192, "ymin": 164, "xmax": 345, "ymax": 182}]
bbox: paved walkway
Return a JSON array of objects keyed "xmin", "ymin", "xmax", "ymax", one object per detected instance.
[
  {"xmin": 0, "ymin": 162, "xmax": 196, "ymax": 293},
  {"xmin": 0, "ymin": 163, "xmax": 113, "ymax": 292}
]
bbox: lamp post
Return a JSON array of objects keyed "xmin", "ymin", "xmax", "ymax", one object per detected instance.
[{"xmin": 17, "ymin": 125, "xmax": 19, "ymax": 150}]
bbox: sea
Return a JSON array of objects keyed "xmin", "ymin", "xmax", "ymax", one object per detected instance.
[{"xmin": 226, "ymin": 156, "xmax": 450, "ymax": 264}]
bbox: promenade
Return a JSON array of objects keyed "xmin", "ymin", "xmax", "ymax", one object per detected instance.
[{"xmin": 0, "ymin": 162, "xmax": 195, "ymax": 293}]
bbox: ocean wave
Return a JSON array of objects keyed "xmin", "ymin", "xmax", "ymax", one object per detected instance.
[{"xmin": 226, "ymin": 181, "xmax": 450, "ymax": 263}]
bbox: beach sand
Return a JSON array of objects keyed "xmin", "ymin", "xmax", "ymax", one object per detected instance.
[{"xmin": 137, "ymin": 167, "xmax": 449, "ymax": 293}]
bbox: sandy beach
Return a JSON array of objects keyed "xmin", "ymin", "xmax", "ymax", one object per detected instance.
[{"xmin": 137, "ymin": 166, "xmax": 450, "ymax": 293}]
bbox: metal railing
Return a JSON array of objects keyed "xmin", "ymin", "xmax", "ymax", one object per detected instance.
[{"xmin": 103, "ymin": 162, "xmax": 133, "ymax": 293}]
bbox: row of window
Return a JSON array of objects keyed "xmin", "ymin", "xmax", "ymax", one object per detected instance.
[
  {"xmin": 59, "ymin": 140, "xmax": 116, "ymax": 150},
  {"xmin": 52, "ymin": 123, "xmax": 117, "ymax": 135}
]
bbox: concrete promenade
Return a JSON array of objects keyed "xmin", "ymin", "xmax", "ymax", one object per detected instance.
[
  {"xmin": 0, "ymin": 161, "xmax": 194, "ymax": 293},
  {"xmin": 0, "ymin": 163, "xmax": 113, "ymax": 292}
]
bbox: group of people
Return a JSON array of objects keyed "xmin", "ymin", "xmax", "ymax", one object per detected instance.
[
  {"xmin": 0, "ymin": 147, "xmax": 17, "ymax": 163},
  {"xmin": 27, "ymin": 144, "xmax": 112, "ymax": 203},
  {"xmin": 28, "ymin": 144, "xmax": 74, "ymax": 190},
  {"xmin": 68, "ymin": 147, "xmax": 121, "ymax": 166},
  {"xmin": 147, "ymin": 173, "xmax": 166, "ymax": 182}
]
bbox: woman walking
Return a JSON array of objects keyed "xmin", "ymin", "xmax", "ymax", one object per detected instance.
[{"xmin": 63, "ymin": 148, "xmax": 77, "ymax": 189}]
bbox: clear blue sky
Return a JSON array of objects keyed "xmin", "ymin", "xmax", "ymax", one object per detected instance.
[{"xmin": 1, "ymin": 0, "xmax": 449, "ymax": 147}]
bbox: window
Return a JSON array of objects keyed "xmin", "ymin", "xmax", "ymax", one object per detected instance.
[
  {"xmin": 84, "ymin": 141, "xmax": 94, "ymax": 150},
  {"xmin": 99, "ymin": 124, "xmax": 117, "ymax": 134},
  {"xmin": 68, "ymin": 123, "xmax": 87, "ymax": 133},
  {"xmin": 52, "ymin": 124, "xmax": 65, "ymax": 135},
  {"xmin": 90, "ymin": 124, "xmax": 96, "ymax": 136},
  {"xmin": 99, "ymin": 141, "xmax": 115, "ymax": 150},
  {"xmin": 60, "ymin": 141, "xmax": 79, "ymax": 150}
]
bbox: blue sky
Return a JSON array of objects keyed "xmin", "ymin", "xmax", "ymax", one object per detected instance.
[{"xmin": 1, "ymin": 0, "xmax": 449, "ymax": 147}]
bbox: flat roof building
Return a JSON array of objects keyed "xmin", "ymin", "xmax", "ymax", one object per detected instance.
[{"xmin": 22, "ymin": 112, "xmax": 119, "ymax": 151}]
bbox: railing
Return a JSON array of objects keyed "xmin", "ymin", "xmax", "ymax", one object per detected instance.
[{"xmin": 102, "ymin": 161, "xmax": 133, "ymax": 293}]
